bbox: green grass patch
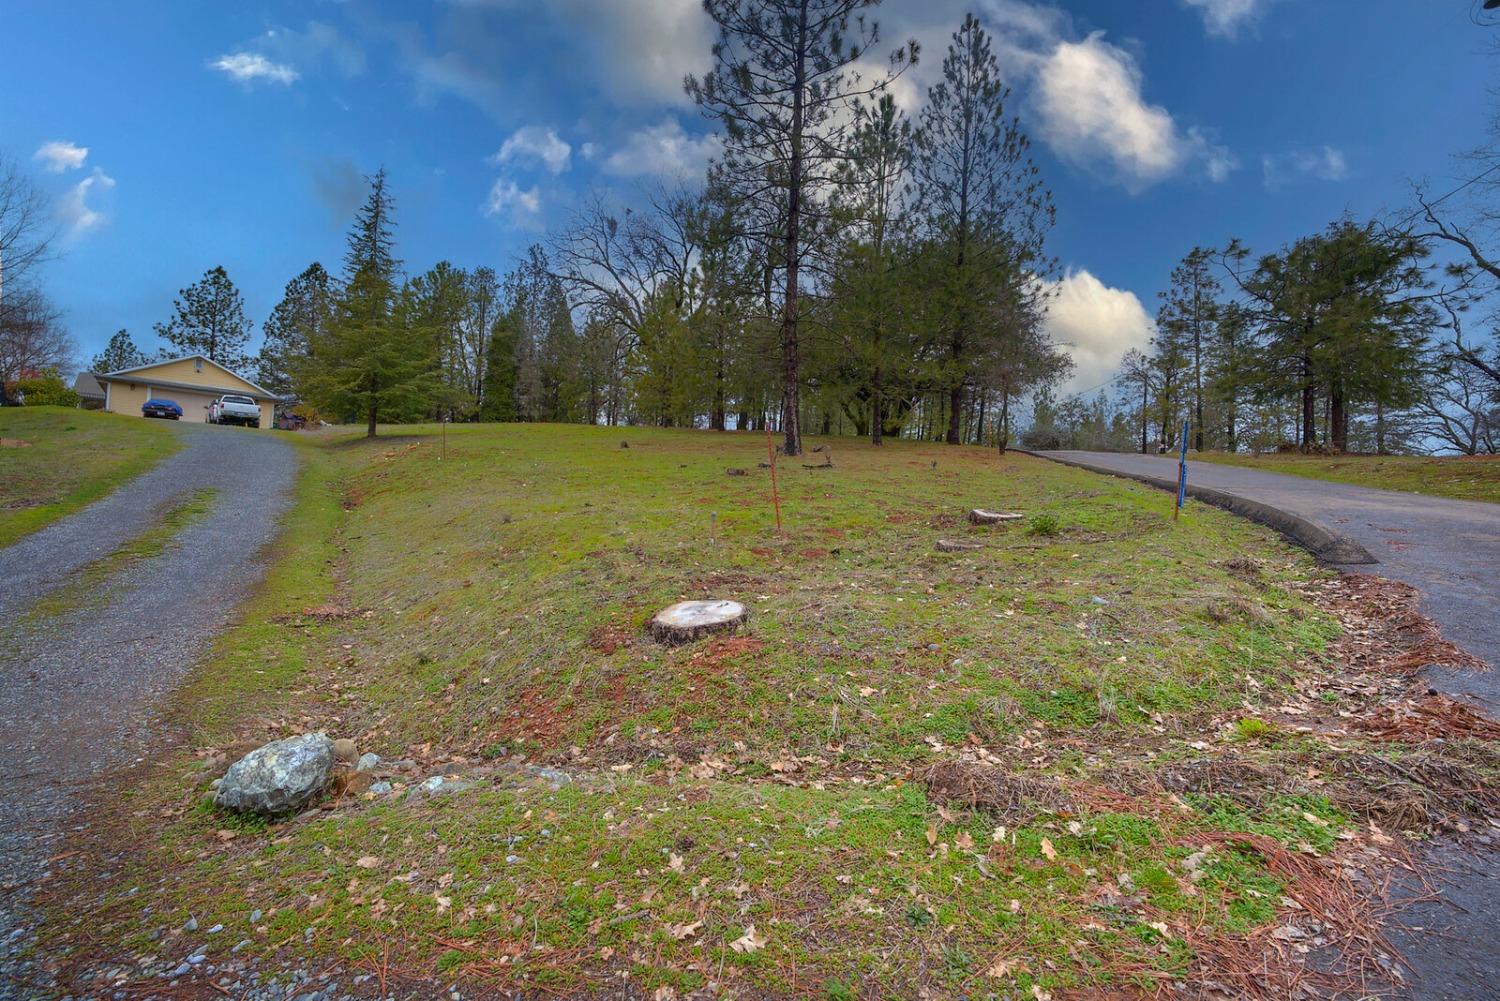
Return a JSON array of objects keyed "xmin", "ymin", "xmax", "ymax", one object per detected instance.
[
  {"xmin": 1195, "ymin": 451, "xmax": 1500, "ymax": 504},
  {"xmin": 0, "ymin": 406, "xmax": 181, "ymax": 546}
]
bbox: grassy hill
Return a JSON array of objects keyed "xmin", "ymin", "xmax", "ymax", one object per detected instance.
[
  {"xmin": 42, "ymin": 423, "xmax": 1498, "ymax": 999},
  {"xmin": 1193, "ymin": 450, "xmax": 1500, "ymax": 504}
]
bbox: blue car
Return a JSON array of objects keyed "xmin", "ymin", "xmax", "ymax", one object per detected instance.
[{"xmin": 142, "ymin": 398, "xmax": 183, "ymax": 420}]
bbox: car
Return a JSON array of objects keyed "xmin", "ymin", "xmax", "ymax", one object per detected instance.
[
  {"xmin": 142, "ymin": 398, "xmax": 183, "ymax": 420},
  {"xmin": 208, "ymin": 393, "xmax": 262, "ymax": 428}
]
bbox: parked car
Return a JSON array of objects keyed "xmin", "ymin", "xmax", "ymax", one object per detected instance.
[
  {"xmin": 208, "ymin": 394, "xmax": 261, "ymax": 428},
  {"xmin": 142, "ymin": 398, "xmax": 183, "ymax": 420}
]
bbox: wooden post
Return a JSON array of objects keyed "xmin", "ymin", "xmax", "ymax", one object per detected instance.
[
  {"xmin": 1174, "ymin": 418, "xmax": 1188, "ymax": 520},
  {"xmin": 763, "ymin": 420, "xmax": 782, "ymax": 534}
]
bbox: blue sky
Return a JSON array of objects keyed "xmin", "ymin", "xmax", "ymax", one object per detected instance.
[{"xmin": 4, "ymin": 0, "xmax": 1494, "ymax": 390}]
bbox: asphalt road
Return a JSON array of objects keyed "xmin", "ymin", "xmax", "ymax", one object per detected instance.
[
  {"xmin": 1037, "ymin": 450, "xmax": 1500, "ymax": 1001},
  {"xmin": 0, "ymin": 423, "xmax": 295, "ymax": 999}
]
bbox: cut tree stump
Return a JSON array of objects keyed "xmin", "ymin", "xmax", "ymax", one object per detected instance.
[
  {"xmin": 968, "ymin": 509, "xmax": 1023, "ymax": 526},
  {"xmin": 936, "ymin": 539, "xmax": 983, "ymax": 552},
  {"xmin": 726, "ymin": 467, "xmax": 748, "ymax": 477},
  {"xmin": 648, "ymin": 600, "xmax": 748, "ymax": 644}
]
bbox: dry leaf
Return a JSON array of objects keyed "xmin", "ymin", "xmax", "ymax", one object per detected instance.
[
  {"xmin": 954, "ymin": 831, "xmax": 976, "ymax": 851},
  {"xmin": 986, "ymin": 956, "xmax": 1016, "ymax": 977},
  {"xmin": 925, "ymin": 825, "xmax": 938, "ymax": 847},
  {"xmin": 1040, "ymin": 837, "xmax": 1057, "ymax": 860},
  {"xmin": 668, "ymin": 852, "xmax": 686, "ymax": 873},
  {"xmin": 730, "ymin": 924, "xmax": 767, "ymax": 954},
  {"xmin": 354, "ymin": 856, "xmax": 380, "ymax": 869},
  {"xmin": 668, "ymin": 920, "xmax": 702, "ymax": 941}
]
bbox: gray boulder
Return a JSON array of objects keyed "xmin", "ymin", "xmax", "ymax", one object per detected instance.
[{"xmin": 214, "ymin": 734, "xmax": 335, "ymax": 815}]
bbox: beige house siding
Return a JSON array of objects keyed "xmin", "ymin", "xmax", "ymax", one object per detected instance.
[{"xmin": 99, "ymin": 355, "xmax": 276, "ymax": 427}]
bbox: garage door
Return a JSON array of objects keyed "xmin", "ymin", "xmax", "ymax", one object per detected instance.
[{"xmin": 152, "ymin": 387, "xmax": 218, "ymax": 423}]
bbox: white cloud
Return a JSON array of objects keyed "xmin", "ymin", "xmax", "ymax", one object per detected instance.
[
  {"xmin": 602, "ymin": 119, "xmax": 721, "ymax": 179},
  {"xmin": 1181, "ymin": 0, "xmax": 1268, "ymax": 39},
  {"xmin": 483, "ymin": 178, "xmax": 541, "ymax": 217},
  {"xmin": 1042, "ymin": 269, "xmax": 1156, "ymax": 395},
  {"xmin": 491, "ymin": 126, "xmax": 572, "ymax": 175},
  {"xmin": 211, "ymin": 52, "xmax": 299, "ymax": 85},
  {"xmin": 1035, "ymin": 33, "xmax": 1222, "ymax": 191},
  {"xmin": 59, "ymin": 167, "xmax": 116, "ymax": 235},
  {"xmin": 34, "ymin": 141, "xmax": 88, "ymax": 173},
  {"xmin": 1262, "ymin": 145, "xmax": 1348, "ymax": 188}
]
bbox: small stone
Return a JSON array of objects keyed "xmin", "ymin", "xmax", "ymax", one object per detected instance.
[
  {"xmin": 206, "ymin": 924, "xmax": 223, "ymax": 934},
  {"xmin": 331, "ymin": 738, "xmax": 357, "ymax": 763},
  {"xmin": 181, "ymin": 917, "xmax": 197, "ymax": 933},
  {"xmin": 369, "ymin": 781, "xmax": 392, "ymax": 795},
  {"xmin": 355, "ymin": 753, "xmax": 380, "ymax": 772},
  {"xmin": 420, "ymin": 776, "xmax": 445, "ymax": 794},
  {"xmin": 248, "ymin": 910, "xmax": 262, "ymax": 924}
]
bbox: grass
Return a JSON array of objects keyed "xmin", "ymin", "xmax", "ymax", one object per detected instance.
[
  {"xmin": 46, "ymin": 423, "xmax": 1473, "ymax": 998},
  {"xmin": 0, "ymin": 406, "xmax": 180, "ymax": 546},
  {"xmin": 1194, "ymin": 450, "xmax": 1500, "ymax": 504}
]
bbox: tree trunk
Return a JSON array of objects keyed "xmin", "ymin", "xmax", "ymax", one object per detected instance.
[
  {"xmin": 778, "ymin": 0, "xmax": 808, "ymax": 458},
  {"xmin": 871, "ymin": 366, "xmax": 883, "ymax": 446},
  {"xmin": 1375, "ymin": 402, "xmax": 1386, "ymax": 455},
  {"xmin": 366, "ymin": 403, "xmax": 377, "ymax": 439},
  {"xmin": 1330, "ymin": 385, "xmax": 1348, "ymax": 453},
  {"xmin": 1140, "ymin": 379, "xmax": 1149, "ymax": 454},
  {"xmin": 998, "ymin": 388, "xmax": 1010, "ymax": 455},
  {"xmin": 946, "ymin": 382, "xmax": 962, "ymax": 444},
  {"xmin": 1301, "ymin": 354, "xmax": 1316, "ymax": 451}
]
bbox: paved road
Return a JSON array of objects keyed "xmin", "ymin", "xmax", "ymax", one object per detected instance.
[
  {"xmin": 1037, "ymin": 450, "xmax": 1500, "ymax": 1001},
  {"xmin": 0, "ymin": 424, "xmax": 295, "ymax": 999}
]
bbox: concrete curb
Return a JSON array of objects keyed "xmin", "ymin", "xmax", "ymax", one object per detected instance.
[{"xmin": 1017, "ymin": 450, "xmax": 1378, "ymax": 565}]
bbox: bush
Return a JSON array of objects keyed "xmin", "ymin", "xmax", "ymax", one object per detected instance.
[
  {"xmin": 13, "ymin": 369, "xmax": 80, "ymax": 408},
  {"xmin": 1026, "ymin": 512, "xmax": 1062, "ymax": 537}
]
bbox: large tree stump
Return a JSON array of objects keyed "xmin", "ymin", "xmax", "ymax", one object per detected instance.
[
  {"xmin": 648, "ymin": 600, "xmax": 748, "ymax": 644},
  {"xmin": 968, "ymin": 509, "xmax": 1023, "ymax": 526},
  {"xmin": 936, "ymin": 539, "xmax": 983, "ymax": 552}
]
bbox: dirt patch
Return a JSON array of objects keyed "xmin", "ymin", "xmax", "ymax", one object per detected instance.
[
  {"xmin": 588, "ymin": 622, "xmax": 635, "ymax": 655},
  {"xmin": 798, "ymin": 547, "xmax": 830, "ymax": 559},
  {"xmin": 0, "ymin": 437, "xmax": 32, "ymax": 448}
]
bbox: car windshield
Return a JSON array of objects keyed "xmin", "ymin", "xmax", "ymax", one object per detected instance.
[{"xmin": 223, "ymin": 395, "xmax": 255, "ymax": 404}]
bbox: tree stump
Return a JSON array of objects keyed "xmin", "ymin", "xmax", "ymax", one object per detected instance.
[
  {"xmin": 936, "ymin": 539, "xmax": 983, "ymax": 552},
  {"xmin": 968, "ymin": 509, "xmax": 1023, "ymax": 526},
  {"xmin": 726, "ymin": 467, "xmax": 748, "ymax": 476},
  {"xmin": 648, "ymin": 600, "xmax": 748, "ymax": 644}
]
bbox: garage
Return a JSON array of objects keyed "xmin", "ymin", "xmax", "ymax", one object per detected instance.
[{"xmin": 92, "ymin": 354, "xmax": 278, "ymax": 427}]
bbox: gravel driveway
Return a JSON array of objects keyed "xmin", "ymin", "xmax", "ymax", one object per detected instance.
[
  {"xmin": 1036, "ymin": 450, "xmax": 1500, "ymax": 1001},
  {"xmin": 0, "ymin": 423, "xmax": 295, "ymax": 999}
]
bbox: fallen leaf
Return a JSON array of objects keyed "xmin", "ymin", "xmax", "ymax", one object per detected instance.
[
  {"xmin": 354, "ymin": 856, "xmax": 380, "ymax": 869},
  {"xmin": 730, "ymin": 924, "xmax": 767, "ymax": 954},
  {"xmin": 955, "ymin": 831, "xmax": 975, "ymax": 851},
  {"xmin": 925, "ymin": 825, "xmax": 938, "ymax": 847},
  {"xmin": 668, "ymin": 920, "xmax": 702, "ymax": 941},
  {"xmin": 1040, "ymin": 837, "xmax": 1057, "ymax": 860}
]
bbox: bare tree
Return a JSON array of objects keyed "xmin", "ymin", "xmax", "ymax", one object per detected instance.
[
  {"xmin": 687, "ymin": 0, "xmax": 912, "ymax": 456},
  {"xmin": 0, "ymin": 287, "xmax": 75, "ymax": 383},
  {"xmin": 0, "ymin": 153, "xmax": 62, "ymax": 371}
]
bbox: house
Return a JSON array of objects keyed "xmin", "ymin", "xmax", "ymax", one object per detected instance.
[
  {"xmin": 94, "ymin": 354, "xmax": 278, "ymax": 426},
  {"xmin": 73, "ymin": 372, "xmax": 107, "ymax": 410}
]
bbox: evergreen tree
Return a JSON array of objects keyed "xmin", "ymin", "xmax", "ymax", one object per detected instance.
[
  {"xmin": 299, "ymin": 168, "xmax": 435, "ymax": 437},
  {"xmin": 258, "ymin": 263, "xmax": 331, "ymax": 396},
  {"xmin": 479, "ymin": 310, "xmax": 520, "ymax": 421},
  {"xmin": 911, "ymin": 13, "xmax": 1055, "ymax": 444},
  {"xmin": 688, "ymin": 0, "xmax": 912, "ymax": 456},
  {"xmin": 1156, "ymin": 247, "xmax": 1221, "ymax": 450},
  {"xmin": 90, "ymin": 329, "xmax": 147, "ymax": 373},
  {"xmin": 153, "ymin": 265, "xmax": 252, "ymax": 371}
]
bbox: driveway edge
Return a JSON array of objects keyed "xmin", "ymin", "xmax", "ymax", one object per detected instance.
[{"xmin": 1018, "ymin": 450, "xmax": 1378, "ymax": 565}]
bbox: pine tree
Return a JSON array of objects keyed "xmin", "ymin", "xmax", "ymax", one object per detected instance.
[
  {"xmin": 688, "ymin": 0, "xmax": 912, "ymax": 456},
  {"xmin": 300, "ymin": 169, "xmax": 435, "ymax": 437},
  {"xmin": 153, "ymin": 265, "xmax": 252, "ymax": 371},
  {"xmin": 1156, "ymin": 248, "xmax": 1221, "ymax": 450},
  {"xmin": 479, "ymin": 310, "xmax": 520, "ymax": 422},
  {"xmin": 90, "ymin": 329, "xmax": 147, "ymax": 373},
  {"xmin": 258, "ymin": 263, "xmax": 331, "ymax": 395},
  {"xmin": 911, "ymin": 13, "xmax": 1055, "ymax": 445}
]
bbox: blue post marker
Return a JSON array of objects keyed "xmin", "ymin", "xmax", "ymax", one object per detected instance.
[{"xmin": 1174, "ymin": 418, "xmax": 1189, "ymax": 520}]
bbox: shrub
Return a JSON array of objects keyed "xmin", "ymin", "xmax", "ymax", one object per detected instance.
[
  {"xmin": 13, "ymin": 369, "xmax": 80, "ymax": 408},
  {"xmin": 1026, "ymin": 511, "xmax": 1062, "ymax": 537}
]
